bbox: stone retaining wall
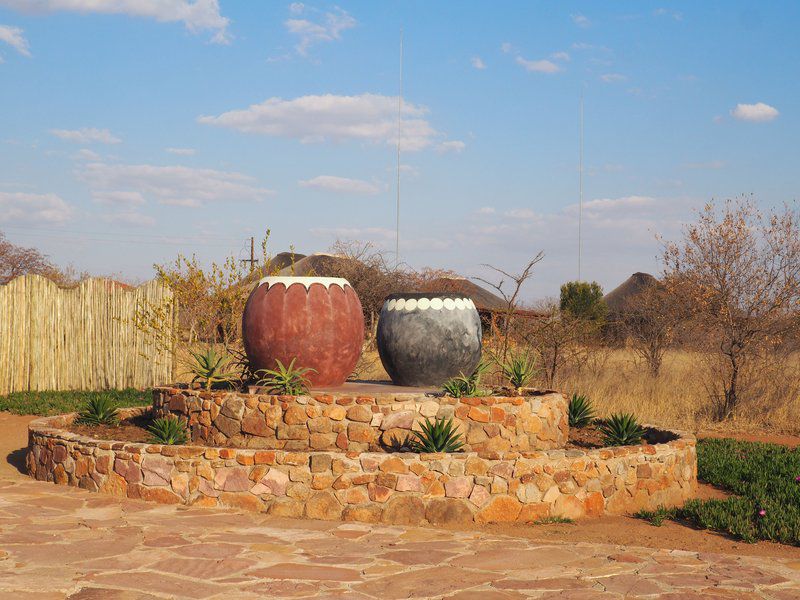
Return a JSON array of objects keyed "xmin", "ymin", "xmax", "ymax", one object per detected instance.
[
  {"xmin": 152, "ymin": 387, "xmax": 569, "ymax": 453},
  {"xmin": 27, "ymin": 409, "xmax": 697, "ymax": 525}
]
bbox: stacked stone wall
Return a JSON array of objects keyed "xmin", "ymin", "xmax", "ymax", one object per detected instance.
[
  {"xmin": 28, "ymin": 408, "xmax": 697, "ymax": 525},
  {"xmin": 152, "ymin": 388, "xmax": 569, "ymax": 453}
]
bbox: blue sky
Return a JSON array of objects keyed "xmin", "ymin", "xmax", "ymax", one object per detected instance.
[{"xmin": 0, "ymin": 1, "xmax": 797, "ymax": 300}]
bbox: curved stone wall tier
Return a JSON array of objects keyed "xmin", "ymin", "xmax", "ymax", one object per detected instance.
[
  {"xmin": 152, "ymin": 387, "xmax": 569, "ymax": 452},
  {"xmin": 377, "ymin": 292, "xmax": 482, "ymax": 387},
  {"xmin": 27, "ymin": 409, "xmax": 697, "ymax": 525}
]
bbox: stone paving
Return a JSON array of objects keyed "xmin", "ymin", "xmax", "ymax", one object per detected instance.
[{"xmin": 2, "ymin": 475, "xmax": 800, "ymax": 599}]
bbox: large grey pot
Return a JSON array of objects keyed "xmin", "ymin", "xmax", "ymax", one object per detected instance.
[{"xmin": 376, "ymin": 292, "xmax": 482, "ymax": 387}]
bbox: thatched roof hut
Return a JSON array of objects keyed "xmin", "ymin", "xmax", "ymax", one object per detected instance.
[{"xmin": 604, "ymin": 272, "xmax": 658, "ymax": 314}]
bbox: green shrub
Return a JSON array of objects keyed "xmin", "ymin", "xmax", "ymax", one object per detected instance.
[
  {"xmin": 0, "ymin": 389, "xmax": 150, "ymax": 417},
  {"xmin": 75, "ymin": 396, "xmax": 120, "ymax": 426},
  {"xmin": 635, "ymin": 506, "xmax": 677, "ymax": 527},
  {"xmin": 442, "ymin": 360, "xmax": 489, "ymax": 398},
  {"xmin": 598, "ymin": 413, "xmax": 645, "ymax": 446},
  {"xmin": 559, "ymin": 280, "xmax": 608, "ymax": 323},
  {"xmin": 499, "ymin": 350, "xmax": 537, "ymax": 390},
  {"xmin": 567, "ymin": 393, "xmax": 596, "ymax": 428},
  {"xmin": 255, "ymin": 358, "xmax": 315, "ymax": 395},
  {"xmin": 187, "ymin": 347, "xmax": 238, "ymax": 390},
  {"xmin": 148, "ymin": 416, "xmax": 188, "ymax": 445},
  {"xmin": 410, "ymin": 416, "xmax": 464, "ymax": 453}
]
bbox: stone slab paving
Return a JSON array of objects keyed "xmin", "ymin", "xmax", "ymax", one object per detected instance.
[{"xmin": 2, "ymin": 478, "xmax": 800, "ymax": 598}]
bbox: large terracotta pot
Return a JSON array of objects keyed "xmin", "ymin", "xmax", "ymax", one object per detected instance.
[
  {"xmin": 242, "ymin": 277, "xmax": 364, "ymax": 387},
  {"xmin": 376, "ymin": 292, "xmax": 482, "ymax": 387}
]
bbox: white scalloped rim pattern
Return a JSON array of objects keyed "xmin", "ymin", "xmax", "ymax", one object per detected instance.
[
  {"xmin": 383, "ymin": 297, "xmax": 477, "ymax": 312},
  {"xmin": 257, "ymin": 276, "xmax": 351, "ymax": 290}
]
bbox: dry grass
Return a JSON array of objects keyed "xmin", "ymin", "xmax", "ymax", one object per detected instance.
[{"xmin": 555, "ymin": 348, "xmax": 800, "ymax": 435}]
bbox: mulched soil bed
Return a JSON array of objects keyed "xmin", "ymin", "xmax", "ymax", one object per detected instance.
[
  {"xmin": 566, "ymin": 425, "xmax": 678, "ymax": 450},
  {"xmin": 68, "ymin": 413, "xmax": 154, "ymax": 443}
]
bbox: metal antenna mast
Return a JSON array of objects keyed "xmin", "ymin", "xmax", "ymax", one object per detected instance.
[
  {"xmin": 578, "ymin": 92, "xmax": 584, "ymax": 281},
  {"xmin": 395, "ymin": 28, "xmax": 403, "ymax": 269}
]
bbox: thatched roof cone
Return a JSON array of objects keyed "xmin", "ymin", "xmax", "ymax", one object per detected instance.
[{"xmin": 604, "ymin": 272, "xmax": 658, "ymax": 314}]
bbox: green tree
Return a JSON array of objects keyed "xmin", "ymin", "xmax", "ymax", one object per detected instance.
[{"xmin": 559, "ymin": 281, "xmax": 608, "ymax": 323}]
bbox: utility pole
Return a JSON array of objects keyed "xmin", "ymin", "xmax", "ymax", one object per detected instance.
[
  {"xmin": 395, "ymin": 27, "xmax": 403, "ymax": 270},
  {"xmin": 241, "ymin": 236, "xmax": 258, "ymax": 271},
  {"xmin": 578, "ymin": 92, "xmax": 584, "ymax": 282}
]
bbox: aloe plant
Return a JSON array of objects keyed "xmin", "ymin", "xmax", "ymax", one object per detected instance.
[
  {"xmin": 441, "ymin": 360, "xmax": 490, "ymax": 398},
  {"xmin": 187, "ymin": 347, "xmax": 238, "ymax": 390},
  {"xmin": 148, "ymin": 416, "xmax": 188, "ymax": 445},
  {"xmin": 500, "ymin": 350, "xmax": 537, "ymax": 390},
  {"xmin": 410, "ymin": 416, "xmax": 464, "ymax": 453},
  {"xmin": 568, "ymin": 393, "xmax": 596, "ymax": 428},
  {"xmin": 255, "ymin": 358, "xmax": 315, "ymax": 395},
  {"xmin": 599, "ymin": 413, "xmax": 646, "ymax": 446},
  {"xmin": 75, "ymin": 396, "xmax": 120, "ymax": 426}
]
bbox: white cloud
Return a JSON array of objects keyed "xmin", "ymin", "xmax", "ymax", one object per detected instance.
[
  {"xmin": 101, "ymin": 211, "xmax": 156, "ymax": 227},
  {"xmin": 198, "ymin": 93, "xmax": 443, "ymax": 152},
  {"xmin": 550, "ymin": 51, "xmax": 570, "ymax": 62},
  {"xmin": 580, "ymin": 196, "xmax": 656, "ymax": 211},
  {"xmin": 654, "ymin": 8, "xmax": 683, "ymax": 21},
  {"xmin": 73, "ymin": 148, "xmax": 101, "ymax": 161},
  {"xmin": 0, "ymin": 0, "xmax": 231, "ymax": 44},
  {"xmin": 285, "ymin": 6, "xmax": 355, "ymax": 56},
  {"xmin": 471, "ymin": 56, "xmax": 486, "ymax": 70},
  {"xmin": 91, "ymin": 190, "xmax": 146, "ymax": 206},
  {"xmin": 309, "ymin": 226, "xmax": 395, "ymax": 240},
  {"xmin": 437, "ymin": 140, "xmax": 465, "ymax": 154},
  {"xmin": 50, "ymin": 127, "xmax": 121, "ymax": 144},
  {"xmin": 0, "ymin": 24, "xmax": 30, "ymax": 56},
  {"xmin": 683, "ymin": 160, "xmax": 725, "ymax": 170},
  {"xmin": 505, "ymin": 208, "xmax": 537, "ymax": 219},
  {"xmin": 79, "ymin": 162, "xmax": 274, "ymax": 208},
  {"xmin": 475, "ymin": 207, "xmax": 495, "ymax": 215},
  {"xmin": 600, "ymin": 73, "xmax": 627, "ymax": 83},
  {"xmin": 515, "ymin": 55, "xmax": 561, "ymax": 74},
  {"xmin": 165, "ymin": 147, "xmax": 196, "ymax": 155},
  {"xmin": 571, "ymin": 13, "xmax": 591, "ymax": 28},
  {"xmin": 730, "ymin": 102, "xmax": 779, "ymax": 122},
  {"xmin": 298, "ymin": 175, "xmax": 380, "ymax": 195},
  {"xmin": 0, "ymin": 191, "xmax": 73, "ymax": 223}
]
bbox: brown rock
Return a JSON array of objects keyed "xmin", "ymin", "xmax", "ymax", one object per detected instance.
[
  {"xmin": 347, "ymin": 422, "xmax": 376, "ymax": 444},
  {"xmin": 219, "ymin": 492, "xmax": 263, "ymax": 512},
  {"xmin": 310, "ymin": 454, "xmax": 333, "ymax": 473},
  {"xmin": 379, "ymin": 457, "xmax": 409, "ymax": 474},
  {"xmin": 380, "ymin": 410, "xmax": 416, "ymax": 430},
  {"xmin": 268, "ymin": 498, "xmax": 304, "ymax": 517},
  {"xmin": 241, "ymin": 413, "xmax": 271, "ymax": 437},
  {"xmin": 114, "ymin": 458, "xmax": 142, "ymax": 484},
  {"xmin": 343, "ymin": 504, "xmax": 382, "ymax": 523},
  {"xmin": 346, "ymin": 405, "xmax": 372, "ymax": 422},
  {"xmin": 305, "ymin": 491, "xmax": 342, "ymax": 520},
  {"xmin": 445, "ymin": 476, "xmax": 474, "ymax": 498},
  {"xmin": 381, "ymin": 495, "xmax": 425, "ymax": 526},
  {"xmin": 307, "ymin": 417, "xmax": 332, "ymax": 433},
  {"xmin": 475, "ymin": 495, "xmax": 522, "ymax": 523},
  {"xmin": 425, "ymin": 498, "xmax": 474, "ymax": 525},
  {"xmin": 554, "ymin": 494, "xmax": 586, "ymax": 520},
  {"xmin": 284, "ymin": 405, "xmax": 308, "ymax": 425}
]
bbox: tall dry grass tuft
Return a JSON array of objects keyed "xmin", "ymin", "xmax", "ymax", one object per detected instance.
[{"xmin": 554, "ymin": 348, "xmax": 800, "ymax": 434}]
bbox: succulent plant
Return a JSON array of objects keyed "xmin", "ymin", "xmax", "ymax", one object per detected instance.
[
  {"xmin": 568, "ymin": 393, "xmax": 596, "ymax": 428},
  {"xmin": 410, "ymin": 416, "xmax": 464, "ymax": 453},
  {"xmin": 75, "ymin": 396, "xmax": 120, "ymax": 426},
  {"xmin": 599, "ymin": 412, "xmax": 646, "ymax": 446},
  {"xmin": 187, "ymin": 347, "xmax": 238, "ymax": 390},
  {"xmin": 255, "ymin": 358, "xmax": 315, "ymax": 395},
  {"xmin": 500, "ymin": 350, "xmax": 537, "ymax": 390},
  {"xmin": 148, "ymin": 415, "xmax": 189, "ymax": 445},
  {"xmin": 441, "ymin": 360, "xmax": 490, "ymax": 398}
]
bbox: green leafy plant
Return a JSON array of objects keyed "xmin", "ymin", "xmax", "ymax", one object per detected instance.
[
  {"xmin": 635, "ymin": 505, "xmax": 677, "ymax": 527},
  {"xmin": 409, "ymin": 416, "xmax": 464, "ymax": 453},
  {"xmin": 500, "ymin": 350, "xmax": 537, "ymax": 390},
  {"xmin": 567, "ymin": 393, "xmax": 596, "ymax": 428},
  {"xmin": 148, "ymin": 416, "xmax": 189, "ymax": 445},
  {"xmin": 75, "ymin": 396, "xmax": 120, "ymax": 426},
  {"xmin": 441, "ymin": 360, "xmax": 490, "ymax": 398},
  {"xmin": 255, "ymin": 358, "xmax": 316, "ymax": 395},
  {"xmin": 187, "ymin": 347, "xmax": 238, "ymax": 390},
  {"xmin": 533, "ymin": 516, "xmax": 574, "ymax": 525},
  {"xmin": 598, "ymin": 412, "xmax": 646, "ymax": 446}
]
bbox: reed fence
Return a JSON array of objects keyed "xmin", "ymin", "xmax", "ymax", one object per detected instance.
[{"xmin": 0, "ymin": 274, "xmax": 174, "ymax": 395}]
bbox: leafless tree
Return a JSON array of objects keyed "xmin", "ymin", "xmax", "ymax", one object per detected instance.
[
  {"xmin": 663, "ymin": 199, "xmax": 800, "ymax": 419},
  {"xmin": 621, "ymin": 279, "xmax": 681, "ymax": 377},
  {"xmin": 0, "ymin": 231, "xmax": 83, "ymax": 286}
]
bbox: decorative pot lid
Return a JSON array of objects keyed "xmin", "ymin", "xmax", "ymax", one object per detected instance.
[{"xmin": 256, "ymin": 276, "xmax": 352, "ymax": 290}]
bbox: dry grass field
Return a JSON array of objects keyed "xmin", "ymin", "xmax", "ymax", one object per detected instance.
[{"xmin": 355, "ymin": 347, "xmax": 800, "ymax": 436}]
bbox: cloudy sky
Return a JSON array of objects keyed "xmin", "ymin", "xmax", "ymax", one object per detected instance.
[{"xmin": 0, "ymin": 1, "xmax": 797, "ymax": 299}]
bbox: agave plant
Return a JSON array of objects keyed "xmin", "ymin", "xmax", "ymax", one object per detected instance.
[
  {"xmin": 187, "ymin": 347, "xmax": 238, "ymax": 391},
  {"xmin": 441, "ymin": 360, "xmax": 490, "ymax": 398},
  {"xmin": 500, "ymin": 350, "xmax": 537, "ymax": 390},
  {"xmin": 568, "ymin": 393, "xmax": 596, "ymax": 428},
  {"xmin": 148, "ymin": 416, "xmax": 189, "ymax": 445},
  {"xmin": 76, "ymin": 396, "xmax": 120, "ymax": 426},
  {"xmin": 409, "ymin": 416, "xmax": 464, "ymax": 453},
  {"xmin": 255, "ymin": 358, "xmax": 316, "ymax": 395},
  {"xmin": 599, "ymin": 413, "xmax": 646, "ymax": 446}
]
